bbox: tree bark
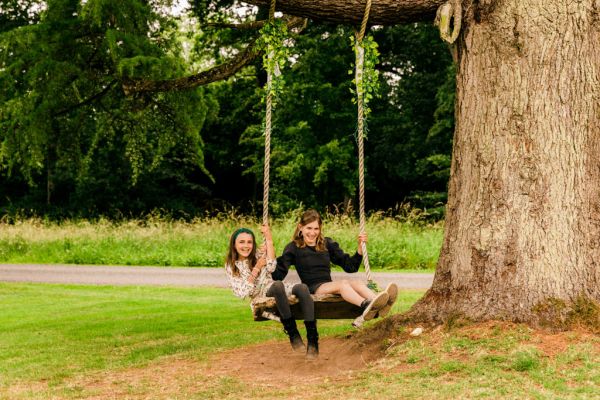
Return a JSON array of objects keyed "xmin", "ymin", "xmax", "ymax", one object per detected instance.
[
  {"xmin": 410, "ymin": 0, "xmax": 600, "ymax": 326},
  {"xmin": 244, "ymin": 0, "xmax": 445, "ymax": 25},
  {"xmin": 122, "ymin": 41, "xmax": 259, "ymax": 94}
]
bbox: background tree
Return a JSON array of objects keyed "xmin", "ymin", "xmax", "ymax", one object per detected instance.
[
  {"xmin": 369, "ymin": 24, "xmax": 454, "ymax": 213},
  {"xmin": 0, "ymin": 0, "xmax": 213, "ymax": 217}
]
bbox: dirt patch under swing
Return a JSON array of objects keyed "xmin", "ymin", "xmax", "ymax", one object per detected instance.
[
  {"xmin": 61, "ymin": 326, "xmax": 394, "ymax": 399},
  {"xmin": 206, "ymin": 335, "xmax": 385, "ymax": 386},
  {"xmin": 204, "ymin": 317, "xmax": 398, "ymax": 387}
]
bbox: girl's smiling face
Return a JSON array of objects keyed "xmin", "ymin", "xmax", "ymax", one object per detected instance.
[
  {"xmin": 235, "ymin": 233, "xmax": 254, "ymax": 260},
  {"xmin": 300, "ymin": 220, "xmax": 320, "ymax": 245}
]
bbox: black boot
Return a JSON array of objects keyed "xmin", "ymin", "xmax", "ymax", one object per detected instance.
[
  {"xmin": 304, "ymin": 320, "xmax": 319, "ymax": 360},
  {"xmin": 281, "ymin": 316, "xmax": 305, "ymax": 352}
]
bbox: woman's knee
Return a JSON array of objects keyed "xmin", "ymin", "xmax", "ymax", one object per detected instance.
[
  {"xmin": 348, "ymin": 279, "xmax": 365, "ymax": 288},
  {"xmin": 292, "ymin": 283, "xmax": 310, "ymax": 296},
  {"xmin": 339, "ymin": 279, "xmax": 352, "ymax": 289},
  {"xmin": 269, "ymin": 280, "xmax": 285, "ymax": 294}
]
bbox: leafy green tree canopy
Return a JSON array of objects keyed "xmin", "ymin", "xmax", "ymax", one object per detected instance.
[{"xmin": 0, "ymin": 0, "xmax": 214, "ymax": 215}]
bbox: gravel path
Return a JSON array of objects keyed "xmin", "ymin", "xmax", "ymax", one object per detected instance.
[{"xmin": 0, "ymin": 264, "xmax": 433, "ymax": 289}]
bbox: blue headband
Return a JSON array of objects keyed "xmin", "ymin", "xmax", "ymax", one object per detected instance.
[{"xmin": 232, "ymin": 228, "xmax": 254, "ymax": 242}]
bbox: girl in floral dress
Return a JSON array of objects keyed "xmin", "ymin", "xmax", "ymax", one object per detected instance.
[{"xmin": 225, "ymin": 225, "xmax": 318, "ymax": 359}]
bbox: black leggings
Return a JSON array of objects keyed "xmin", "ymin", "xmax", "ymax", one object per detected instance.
[{"xmin": 266, "ymin": 281, "xmax": 315, "ymax": 322}]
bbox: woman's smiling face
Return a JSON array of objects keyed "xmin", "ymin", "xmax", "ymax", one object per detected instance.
[
  {"xmin": 235, "ymin": 233, "xmax": 254, "ymax": 260},
  {"xmin": 300, "ymin": 220, "xmax": 320, "ymax": 245}
]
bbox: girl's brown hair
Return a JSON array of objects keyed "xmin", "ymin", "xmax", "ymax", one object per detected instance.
[
  {"xmin": 293, "ymin": 209, "xmax": 327, "ymax": 252},
  {"xmin": 225, "ymin": 228, "xmax": 257, "ymax": 276}
]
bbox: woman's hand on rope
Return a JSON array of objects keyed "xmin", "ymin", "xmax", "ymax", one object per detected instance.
[
  {"xmin": 248, "ymin": 257, "xmax": 267, "ymax": 283},
  {"xmin": 255, "ymin": 257, "xmax": 267, "ymax": 270},
  {"xmin": 260, "ymin": 224, "xmax": 276, "ymax": 260},
  {"xmin": 255, "ymin": 224, "xmax": 272, "ymax": 258},
  {"xmin": 257, "ymin": 243, "xmax": 266, "ymax": 258},
  {"xmin": 357, "ymin": 233, "xmax": 368, "ymax": 255}
]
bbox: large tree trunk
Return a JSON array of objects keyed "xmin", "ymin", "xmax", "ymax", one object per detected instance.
[{"xmin": 411, "ymin": 0, "xmax": 600, "ymax": 325}]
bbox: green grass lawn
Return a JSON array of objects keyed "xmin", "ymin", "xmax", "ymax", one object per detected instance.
[
  {"xmin": 1, "ymin": 283, "xmax": 597, "ymax": 399},
  {"xmin": 0, "ymin": 217, "xmax": 443, "ymax": 270},
  {"xmin": 0, "ymin": 283, "xmax": 422, "ymax": 397}
]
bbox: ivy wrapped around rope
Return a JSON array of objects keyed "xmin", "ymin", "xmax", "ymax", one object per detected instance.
[
  {"xmin": 256, "ymin": 18, "xmax": 289, "ymax": 108},
  {"xmin": 350, "ymin": 34, "xmax": 380, "ymax": 121},
  {"xmin": 256, "ymin": 0, "xmax": 289, "ymax": 224}
]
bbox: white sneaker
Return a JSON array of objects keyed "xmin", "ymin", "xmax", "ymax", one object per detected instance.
[
  {"xmin": 362, "ymin": 291, "xmax": 389, "ymax": 321},
  {"xmin": 377, "ymin": 283, "xmax": 398, "ymax": 318},
  {"xmin": 352, "ymin": 315, "xmax": 365, "ymax": 328}
]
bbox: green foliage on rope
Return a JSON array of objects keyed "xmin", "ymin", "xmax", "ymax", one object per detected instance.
[
  {"xmin": 256, "ymin": 19, "xmax": 289, "ymax": 106},
  {"xmin": 349, "ymin": 33, "xmax": 380, "ymax": 119}
]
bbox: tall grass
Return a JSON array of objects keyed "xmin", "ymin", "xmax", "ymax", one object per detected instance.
[{"xmin": 0, "ymin": 212, "xmax": 443, "ymax": 269}]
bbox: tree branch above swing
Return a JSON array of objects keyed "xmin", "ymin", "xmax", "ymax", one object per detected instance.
[
  {"xmin": 121, "ymin": 17, "xmax": 306, "ymax": 95},
  {"xmin": 242, "ymin": 0, "xmax": 445, "ymax": 26}
]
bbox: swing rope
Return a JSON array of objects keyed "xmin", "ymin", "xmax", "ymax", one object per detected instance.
[
  {"xmin": 357, "ymin": 0, "xmax": 372, "ymax": 41},
  {"xmin": 256, "ymin": 0, "xmax": 279, "ymax": 322},
  {"xmin": 263, "ymin": 0, "xmax": 277, "ymax": 226},
  {"xmin": 355, "ymin": 0, "xmax": 375, "ymax": 288}
]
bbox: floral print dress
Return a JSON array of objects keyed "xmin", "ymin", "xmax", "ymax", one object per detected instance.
[{"xmin": 225, "ymin": 258, "xmax": 293, "ymax": 299}]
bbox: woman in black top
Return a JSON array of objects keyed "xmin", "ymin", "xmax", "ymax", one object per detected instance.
[{"xmin": 274, "ymin": 210, "xmax": 393, "ymax": 335}]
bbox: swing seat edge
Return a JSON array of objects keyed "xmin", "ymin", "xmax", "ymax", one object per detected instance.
[{"xmin": 251, "ymin": 294, "xmax": 363, "ymax": 321}]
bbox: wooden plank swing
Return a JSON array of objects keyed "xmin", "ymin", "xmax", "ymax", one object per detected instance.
[
  {"xmin": 254, "ymin": 0, "xmax": 376, "ymax": 322},
  {"xmin": 252, "ymin": 294, "xmax": 363, "ymax": 321}
]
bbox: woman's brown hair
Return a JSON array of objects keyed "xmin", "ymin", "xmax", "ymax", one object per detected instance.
[
  {"xmin": 225, "ymin": 228, "xmax": 257, "ymax": 276},
  {"xmin": 292, "ymin": 209, "xmax": 327, "ymax": 252}
]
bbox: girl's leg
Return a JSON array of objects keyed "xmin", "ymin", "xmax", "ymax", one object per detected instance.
[
  {"xmin": 266, "ymin": 281, "xmax": 292, "ymax": 319},
  {"xmin": 293, "ymin": 283, "xmax": 318, "ymax": 359},
  {"xmin": 315, "ymin": 280, "xmax": 364, "ymax": 306},
  {"xmin": 304, "ymin": 319, "xmax": 319, "ymax": 360},
  {"xmin": 266, "ymin": 281, "xmax": 304, "ymax": 352},
  {"xmin": 349, "ymin": 280, "xmax": 376, "ymax": 300},
  {"xmin": 292, "ymin": 284, "xmax": 314, "ymax": 322}
]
